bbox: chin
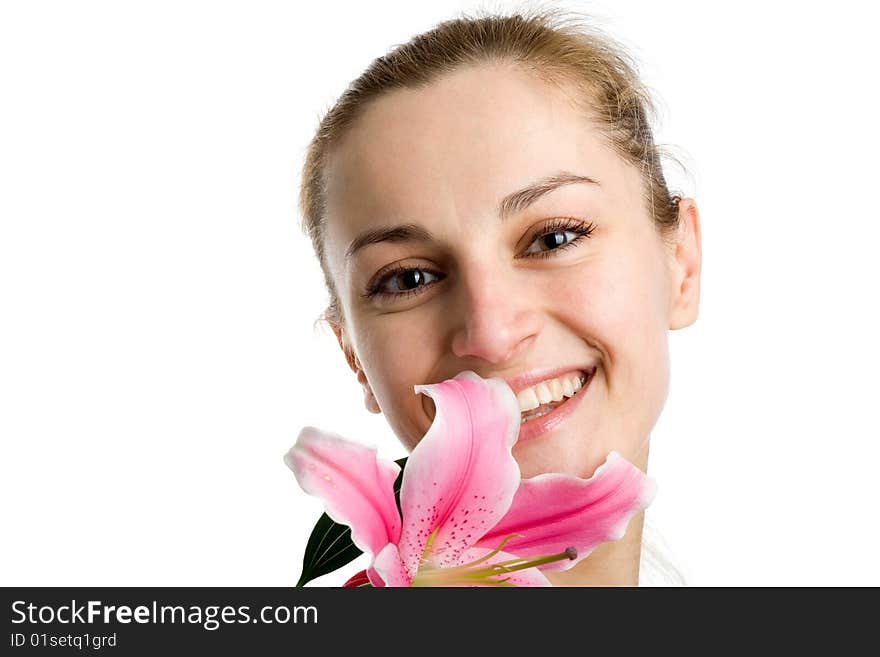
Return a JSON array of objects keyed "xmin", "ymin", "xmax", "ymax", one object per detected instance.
[{"xmin": 512, "ymin": 436, "xmax": 607, "ymax": 480}]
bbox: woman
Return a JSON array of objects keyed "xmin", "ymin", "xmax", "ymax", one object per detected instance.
[{"xmin": 298, "ymin": 8, "xmax": 701, "ymax": 586}]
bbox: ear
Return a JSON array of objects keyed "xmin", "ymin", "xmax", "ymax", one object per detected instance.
[
  {"xmin": 330, "ymin": 322, "xmax": 382, "ymax": 414},
  {"xmin": 667, "ymin": 198, "xmax": 702, "ymax": 330}
]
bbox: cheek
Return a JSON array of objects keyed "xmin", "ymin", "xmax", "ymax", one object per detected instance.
[
  {"xmin": 553, "ymin": 255, "xmax": 671, "ymax": 406},
  {"xmin": 358, "ymin": 322, "xmax": 436, "ymax": 449}
]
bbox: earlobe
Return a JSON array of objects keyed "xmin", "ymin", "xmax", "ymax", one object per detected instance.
[
  {"xmin": 330, "ymin": 322, "xmax": 382, "ymax": 415},
  {"xmin": 668, "ymin": 198, "xmax": 703, "ymax": 330}
]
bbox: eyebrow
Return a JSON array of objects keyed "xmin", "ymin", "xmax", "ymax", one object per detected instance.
[{"xmin": 344, "ymin": 170, "xmax": 600, "ymax": 261}]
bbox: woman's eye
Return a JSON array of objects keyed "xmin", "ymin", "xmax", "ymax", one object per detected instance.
[
  {"xmin": 367, "ymin": 267, "xmax": 442, "ymax": 299},
  {"xmin": 519, "ymin": 219, "xmax": 596, "ymax": 259},
  {"xmin": 523, "ymin": 229, "xmax": 580, "ymax": 255}
]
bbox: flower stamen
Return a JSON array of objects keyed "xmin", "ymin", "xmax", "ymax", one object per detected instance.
[{"xmin": 411, "ymin": 538, "xmax": 577, "ymax": 587}]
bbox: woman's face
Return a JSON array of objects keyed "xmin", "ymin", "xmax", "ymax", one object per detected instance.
[{"xmin": 321, "ymin": 64, "xmax": 699, "ymax": 478}]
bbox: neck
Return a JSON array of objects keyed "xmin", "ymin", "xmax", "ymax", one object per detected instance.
[{"xmin": 545, "ymin": 441, "xmax": 650, "ymax": 587}]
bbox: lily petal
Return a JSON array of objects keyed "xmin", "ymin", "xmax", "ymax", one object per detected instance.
[
  {"xmin": 372, "ymin": 543, "xmax": 412, "ymax": 587},
  {"xmin": 397, "ymin": 371, "xmax": 522, "ymax": 578},
  {"xmin": 478, "ymin": 451, "xmax": 656, "ymax": 571},
  {"xmin": 285, "ymin": 427, "xmax": 402, "ymax": 559}
]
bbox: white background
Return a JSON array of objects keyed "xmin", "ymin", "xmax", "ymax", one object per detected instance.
[{"xmin": 2, "ymin": 0, "xmax": 878, "ymax": 586}]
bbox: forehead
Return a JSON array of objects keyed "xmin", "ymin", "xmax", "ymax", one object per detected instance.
[{"xmin": 323, "ymin": 64, "xmax": 639, "ymax": 266}]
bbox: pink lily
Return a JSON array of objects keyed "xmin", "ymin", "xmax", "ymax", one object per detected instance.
[{"xmin": 286, "ymin": 370, "xmax": 655, "ymax": 587}]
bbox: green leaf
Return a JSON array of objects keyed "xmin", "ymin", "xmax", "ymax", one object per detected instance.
[{"xmin": 296, "ymin": 456, "xmax": 407, "ymax": 587}]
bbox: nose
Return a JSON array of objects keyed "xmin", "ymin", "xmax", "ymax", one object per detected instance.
[{"xmin": 450, "ymin": 262, "xmax": 542, "ymax": 365}]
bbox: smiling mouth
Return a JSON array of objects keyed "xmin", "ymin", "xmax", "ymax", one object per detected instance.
[
  {"xmin": 518, "ymin": 368, "xmax": 596, "ymax": 424},
  {"xmin": 418, "ymin": 367, "xmax": 596, "ymax": 429}
]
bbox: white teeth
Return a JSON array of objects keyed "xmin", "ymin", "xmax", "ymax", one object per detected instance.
[
  {"xmin": 516, "ymin": 370, "xmax": 592, "ymax": 413},
  {"xmin": 534, "ymin": 382, "xmax": 553, "ymax": 405},
  {"xmin": 561, "ymin": 377, "xmax": 574, "ymax": 397},
  {"xmin": 516, "ymin": 387, "xmax": 540, "ymax": 412}
]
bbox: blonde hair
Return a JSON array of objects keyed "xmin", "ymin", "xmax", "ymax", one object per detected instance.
[{"xmin": 299, "ymin": 5, "xmax": 684, "ymax": 328}]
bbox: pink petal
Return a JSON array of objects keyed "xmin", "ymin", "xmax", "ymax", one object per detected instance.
[
  {"xmin": 285, "ymin": 427, "xmax": 402, "ymax": 559},
  {"xmin": 366, "ymin": 567, "xmax": 385, "ymax": 587},
  {"xmin": 397, "ymin": 371, "xmax": 522, "ymax": 578},
  {"xmin": 477, "ymin": 451, "xmax": 656, "ymax": 571},
  {"xmin": 372, "ymin": 543, "xmax": 412, "ymax": 587}
]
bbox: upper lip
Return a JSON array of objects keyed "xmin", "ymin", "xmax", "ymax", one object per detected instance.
[{"xmin": 502, "ymin": 365, "xmax": 597, "ymax": 395}]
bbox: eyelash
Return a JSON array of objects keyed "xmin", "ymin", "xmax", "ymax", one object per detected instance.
[{"xmin": 362, "ymin": 217, "xmax": 596, "ymax": 301}]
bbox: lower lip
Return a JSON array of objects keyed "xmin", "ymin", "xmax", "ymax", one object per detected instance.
[{"xmin": 516, "ymin": 369, "xmax": 595, "ymax": 443}]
